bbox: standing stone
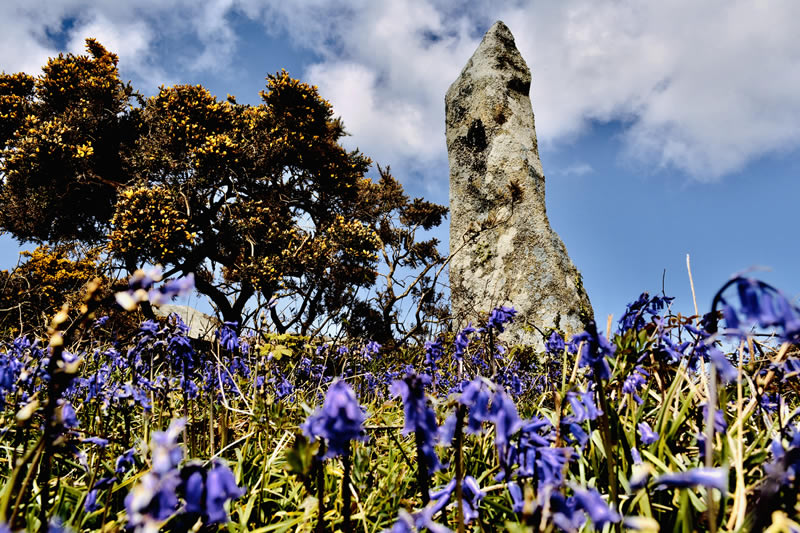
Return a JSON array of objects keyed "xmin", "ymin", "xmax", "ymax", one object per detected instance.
[{"xmin": 447, "ymin": 21, "xmax": 593, "ymax": 350}]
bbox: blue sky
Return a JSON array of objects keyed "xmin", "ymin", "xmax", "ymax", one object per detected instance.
[{"xmin": 2, "ymin": 1, "xmax": 799, "ymax": 326}]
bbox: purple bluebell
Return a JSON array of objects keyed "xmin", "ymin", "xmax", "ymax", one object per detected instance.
[
  {"xmin": 215, "ymin": 322, "xmax": 240, "ymax": 352},
  {"xmin": 82, "ymin": 437, "xmax": 109, "ymax": 447},
  {"xmin": 760, "ymin": 393, "xmax": 779, "ymax": 414},
  {"xmin": 702, "ymin": 404, "xmax": 728, "ymax": 433},
  {"xmin": 150, "ymin": 418, "xmax": 186, "ymax": 475},
  {"xmin": 565, "ymin": 422, "xmax": 589, "ymax": 447},
  {"xmin": 125, "ymin": 471, "xmax": 181, "ymax": 527},
  {"xmin": 618, "ymin": 292, "xmax": 674, "ymax": 333},
  {"xmin": 301, "ymin": 379, "xmax": 367, "ymax": 458},
  {"xmin": 438, "ymin": 413, "xmax": 458, "ymax": 446},
  {"xmin": 489, "ymin": 389, "xmax": 522, "ymax": 451},
  {"xmin": 85, "ymin": 476, "xmax": 116, "ymax": 512},
  {"xmin": 459, "ymin": 378, "xmax": 492, "ymax": 434},
  {"xmin": 58, "ymin": 401, "xmax": 80, "ymax": 430},
  {"xmin": 708, "ymin": 347, "xmax": 738, "ymax": 383},
  {"xmin": 638, "ymin": 422, "xmax": 659, "ymax": 445},
  {"xmin": 654, "ymin": 467, "xmax": 728, "ymax": 493},
  {"xmin": 182, "ymin": 461, "xmax": 244, "ymax": 524},
  {"xmin": 390, "ymin": 372, "xmax": 442, "ymax": 472},
  {"xmin": 487, "ymin": 306, "xmax": 517, "ymax": 333},
  {"xmin": 362, "ymin": 340, "xmax": 381, "ymax": 361},
  {"xmin": 454, "ymin": 323, "xmax": 477, "ymax": 361},
  {"xmin": 566, "ymin": 390, "xmax": 602, "ymax": 423},
  {"xmin": 382, "ymin": 509, "xmax": 450, "ymax": 533},
  {"xmin": 571, "ymin": 486, "xmax": 620, "ymax": 528},
  {"xmin": 126, "ymin": 419, "xmax": 186, "ymax": 530},
  {"xmin": 424, "ymin": 338, "xmax": 445, "ymax": 366},
  {"xmin": 535, "ymin": 447, "xmax": 570, "ymax": 487},
  {"xmin": 115, "ymin": 270, "xmax": 194, "ymax": 311},
  {"xmin": 428, "ymin": 475, "xmax": 485, "ymax": 524},
  {"xmin": 545, "ymin": 331, "xmax": 565, "ymax": 355},
  {"xmin": 622, "ymin": 366, "xmax": 649, "ymax": 404},
  {"xmin": 508, "ymin": 481, "xmax": 524, "ymax": 513},
  {"xmin": 570, "ymin": 324, "xmax": 615, "ymax": 381},
  {"xmin": 115, "ymin": 448, "xmax": 136, "ymax": 475}
]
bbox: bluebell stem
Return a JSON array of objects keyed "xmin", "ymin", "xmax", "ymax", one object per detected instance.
[
  {"xmin": 391, "ymin": 372, "xmax": 442, "ymax": 503},
  {"xmin": 302, "ymin": 379, "xmax": 366, "ymax": 533}
]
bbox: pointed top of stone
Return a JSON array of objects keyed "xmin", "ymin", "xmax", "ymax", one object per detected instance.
[{"xmin": 448, "ymin": 21, "xmax": 530, "ymax": 100}]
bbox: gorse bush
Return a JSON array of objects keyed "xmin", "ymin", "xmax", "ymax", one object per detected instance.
[
  {"xmin": 0, "ymin": 41, "xmax": 449, "ymax": 341},
  {"xmin": 1, "ymin": 270, "xmax": 800, "ymax": 532}
]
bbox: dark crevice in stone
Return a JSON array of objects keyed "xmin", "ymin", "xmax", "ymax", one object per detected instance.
[
  {"xmin": 465, "ymin": 119, "xmax": 487, "ymax": 152},
  {"xmin": 507, "ymin": 77, "xmax": 530, "ymax": 95}
]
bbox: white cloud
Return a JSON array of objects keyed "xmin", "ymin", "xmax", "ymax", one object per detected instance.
[
  {"xmin": 2, "ymin": 0, "xmax": 800, "ymax": 184},
  {"xmin": 254, "ymin": 0, "xmax": 800, "ymax": 182},
  {"xmin": 558, "ymin": 163, "xmax": 594, "ymax": 177}
]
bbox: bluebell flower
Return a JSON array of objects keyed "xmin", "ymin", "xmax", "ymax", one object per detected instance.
[
  {"xmin": 148, "ymin": 274, "xmax": 195, "ymax": 306},
  {"xmin": 508, "ymin": 481, "xmax": 524, "ymax": 513},
  {"xmin": 565, "ymin": 390, "xmax": 602, "ymax": 423},
  {"xmin": 115, "ymin": 269, "xmax": 194, "ymax": 311},
  {"xmin": 85, "ymin": 476, "xmax": 116, "ymax": 512},
  {"xmin": 638, "ymin": 422, "xmax": 659, "ymax": 445},
  {"xmin": 489, "ymin": 389, "xmax": 522, "ymax": 452},
  {"xmin": 125, "ymin": 470, "xmax": 181, "ymax": 527},
  {"xmin": 428, "ymin": 475, "xmax": 485, "ymax": 524},
  {"xmin": 438, "ymin": 413, "xmax": 458, "ymax": 446},
  {"xmin": 424, "ymin": 338, "xmax": 445, "ymax": 366},
  {"xmin": 571, "ymin": 486, "xmax": 620, "ymax": 528},
  {"xmin": 274, "ymin": 374, "xmax": 294, "ymax": 399},
  {"xmin": 487, "ymin": 306, "xmax": 517, "ymax": 333},
  {"xmin": 390, "ymin": 372, "xmax": 442, "ymax": 472},
  {"xmin": 150, "ymin": 418, "xmax": 185, "ymax": 475},
  {"xmin": 702, "ymin": 404, "xmax": 728, "ymax": 433},
  {"xmin": 631, "ymin": 447, "xmax": 643, "ymax": 465},
  {"xmin": 383, "ymin": 509, "xmax": 450, "ymax": 533},
  {"xmin": 760, "ymin": 393, "xmax": 779, "ymax": 414},
  {"xmin": 534, "ymin": 447, "xmax": 570, "ymax": 487},
  {"xmin": 454, "ymin": 323, "xmax": 477, "ymax": 361},
  {"xmin": 545, "ymin": 331, "xmax": 565, "ymax": 355},
  {"xmin": 58, "ymin": 401, "xmax": 80, "ymax": 430},
  {"xmin": 708, "ymin": 346, "xmax": 738, "ymax": 383},
  {"xmin": 618, "ymin": 292, "xmax": 674, "ymax": 333},
  {"xmin": 301, "ymin": 379, "xmax": 367, "ymax": 458},
  {"xmin": 571, "ymin": 323, "xmax": 615, "ymax": 381},
  {"xmin": 126, "ymin": 419, "xmax": 187, "ymax": 530},
  {"xmin": 216, "ymin": 322, "xmax": 240, "ymax": 352},
  {"xmin": 182, "ymin": 461, "xmax": 244, "ymax": 524},
  {"xmin": 115, "ymin": 448, "xmax": 136, "ymax": 475},
  {"xmin": 385, "ymin": 511, "xmax": 415, "ymax": 533},
  {"xmin": 547, "ymin": 490, "xmax": 584, "ymax": 532},
  {"xmin": 82, "ymin": 436, "xmax": 109, "ymax": 447},
  {"xmin": 654, "ymin": 467, "xmax": 728, "ymax": 493},
  {"xmin": 362, "ymin": 340, "xmax": 381, "ymax": 360},
  {"xmin": 459, "ymin": 378, "xmax": 492, "ymax": 434},
  {"xmin": 622, "ymin": 366, "xmax": 649, "ymax": 404},
  {"xmin": 565, "ymin": 423, "xmax": 589, "ymax": 447}
]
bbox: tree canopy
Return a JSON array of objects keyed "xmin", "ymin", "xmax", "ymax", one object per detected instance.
[{"xmin": 0, "ymin": 40, "xmax": 448, "ymax": 338}]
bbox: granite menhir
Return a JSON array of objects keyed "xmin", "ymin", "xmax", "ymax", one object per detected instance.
[{"xmin": 447, "ymin": 21, "xmax": 593, "ymax": 350}]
